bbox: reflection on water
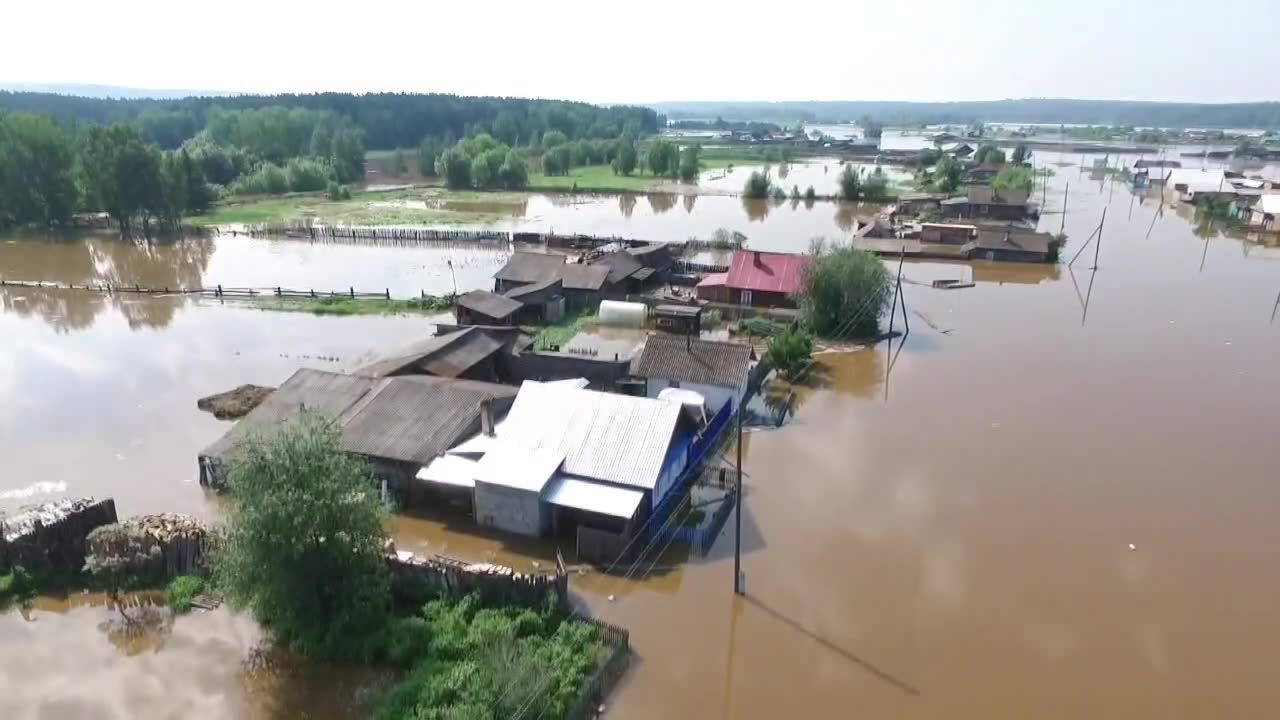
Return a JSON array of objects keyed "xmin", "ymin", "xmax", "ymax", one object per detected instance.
[
  {"xmin": 618, "ymin": 193, "xmax": 638, "ymax": 218},
  {"xmin": 647, "ymin": 193, "xmax": 677, "ymax": 214}
]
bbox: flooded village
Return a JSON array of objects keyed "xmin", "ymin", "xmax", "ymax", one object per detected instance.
[{"xmin": 3, "ymin": 83, "xmax": 1280, "ymax": 720}]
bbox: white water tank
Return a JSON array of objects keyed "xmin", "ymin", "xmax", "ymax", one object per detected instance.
[{"xmin": 598, "ymin": 300, "xmax": 646, "ymax": 328}]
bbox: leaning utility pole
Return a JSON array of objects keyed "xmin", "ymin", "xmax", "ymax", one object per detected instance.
[{"xmin": 733, "ymin": 400, "xmax": 744, "ymax": 595}]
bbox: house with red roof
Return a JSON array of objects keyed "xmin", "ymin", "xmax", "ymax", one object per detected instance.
[{"xmin": 695, "ymin": 249, "xmax": 810, "ymax": 308}]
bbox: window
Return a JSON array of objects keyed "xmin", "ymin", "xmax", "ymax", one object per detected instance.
[{"xmin": 740, "ymin": 289, "xmax": 753, "ymax": 305}]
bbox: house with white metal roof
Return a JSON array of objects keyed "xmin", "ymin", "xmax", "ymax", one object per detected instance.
[
  {"xmin": 416, "ymin": 380, "xmax": 696, "ymax": 538},
  {"xmin": 1165, "ymin": 169, "xmax": 1234, "ymax": 202}
]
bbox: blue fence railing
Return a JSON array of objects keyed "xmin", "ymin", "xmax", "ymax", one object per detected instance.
[{"xmin": 648, "ymin": 399, "xmax": 736, "ymax": 544}]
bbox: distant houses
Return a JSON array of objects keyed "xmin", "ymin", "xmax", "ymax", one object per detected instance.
[
  {"xmin": 940, "ymin": 186, "xmax": 1033, "ymax": 221},
  {"xmin": 1248, "ymin": 194, "xmax": 1280, "ymax": 231}
]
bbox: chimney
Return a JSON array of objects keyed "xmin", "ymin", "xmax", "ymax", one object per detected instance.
[{"xmin": 479, "ymin": 398, "xmax": 495, "ymax": 437}]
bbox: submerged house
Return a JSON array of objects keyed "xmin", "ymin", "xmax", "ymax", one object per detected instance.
[
  {"xmin": 695, "ymin": 249, "xmax": 811, "ymax": 308},
  {"xmin": 354, "ymin": 327, "xmax": 510, "ymax": 382},
  {"xmin": 198, "ymin": 369, "xmax": 517, "ymax": 499},
  {"xmin": 455, "ymin": 290, "xmax": 521, "ymax": 327},
  {"xmin": 1249, "ymin": 194, "xmax": 1280, "ymax": 231},
  {"xmin": 972, "ymin": 228, "xmax": 1061, "ymax": 263},
  {"xmin": 631, "ymin": 335, "xmax": 754, "ymax": 414},
  {"xmin": 590, "ymin": 250, "xmax": 648, "ymax": 294},
  {"xmin": 1165, "ymin": 169, "xmax": 1234, "ymax": 203},
  {"xmin": 417, "ymin": 380, "xmax": 697, "ymax": 540},
  {"xmin": 941, "ymin": 186, "xmax": 1032, "ymax": 221},
  {"xmin": 493, "ymin": 252, "xmax": 566, "ymax": 294}
]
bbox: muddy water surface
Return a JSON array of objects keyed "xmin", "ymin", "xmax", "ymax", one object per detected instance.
[{"xmin": 3, "ymin": 151, "xmax": 1280, "ymax": 718}]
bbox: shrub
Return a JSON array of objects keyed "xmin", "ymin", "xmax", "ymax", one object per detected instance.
[
  {"xmin": 285, "ymin": 157, "xmax": 335, "ymax": 192},
  {"xmin": 767, "ymin": 325, "xmax": 814, "ymax": 381},
  {"xmin": 743, "ymin": 170, "xmax": 771, "ymax": 199},
  {"xmin": 165, "ymin": 575, "xmax": 207, "ymax": 614},
  {"xmin": 226, "ymin": 162, "xmax": 289, "ymax": 196}
]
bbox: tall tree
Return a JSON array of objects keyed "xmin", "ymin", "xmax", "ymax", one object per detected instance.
[
  {"xmin": 838, "ymin": 164, "xmax": 862, "ymax": 201},
  {"xmin": 214, "ymin": 414, "xmax": 390, "ymax": 660},
  {"xmin": 612, "ymin": 133, "xmax": 638, "ymax": 176},
  {"xmin": 0, "ymin": 113, "xmax": 78, "ymax": 227}
]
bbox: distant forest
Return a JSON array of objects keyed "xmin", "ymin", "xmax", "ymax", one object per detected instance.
[
  {"xmin": 651, "ymin": 99, "xmax": 1280, "ymax": 130},
  {"xmin": 0, "ymin": 91, "xmax": 661, "ymax": 150}
]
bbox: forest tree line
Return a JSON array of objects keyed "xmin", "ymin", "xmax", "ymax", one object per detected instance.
[{"xmin": 0, "ymin": 91, "xmax": 661, "ymax": 151}]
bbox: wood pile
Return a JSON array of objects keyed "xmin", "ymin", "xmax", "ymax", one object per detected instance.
[
  {"xmin": 86, "ymin": 514, "xmax": 209, "ymax": 579},
  {"xmin": 0, "ymin": 497, "xmax": 118, "ymax": 572}
]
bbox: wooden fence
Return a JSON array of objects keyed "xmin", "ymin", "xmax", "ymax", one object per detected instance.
[
  {"xmin": 0, "ymin": 278, "xmax": 449, "ymax": 303},
  {"xmin": 565, "ymin": 614, "xmax": 633, "ymax": 720},
  {"xmin": 388, "ymin": 550, "xmax": 568, "ymax": 608}
]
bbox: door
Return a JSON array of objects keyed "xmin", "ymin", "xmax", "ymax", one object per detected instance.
[{"xmin": 740, "ymin": 289, "xmax": 753, "ymax": 306}]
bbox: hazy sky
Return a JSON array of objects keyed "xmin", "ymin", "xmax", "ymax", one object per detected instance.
[{"xmin": 5, "ymin": 0, "xmax": 1278, "ymax": 104}]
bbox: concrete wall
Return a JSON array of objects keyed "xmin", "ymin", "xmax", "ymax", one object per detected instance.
[{"xmin": 474, "ymin": 480, "xmax": 548, "ymax": 536}]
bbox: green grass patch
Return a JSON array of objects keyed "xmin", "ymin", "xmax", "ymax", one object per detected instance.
[
  {"xmin": 527, "ymin": 311, "xmax": 599, "ymax": 350},
  {"xmin": 164, "ymin": 575, "xmax": 208, "ymax": 614},
  {"xmin": 529, "ymin": 164, "xmax": 663, "ymax": 192},
  {"xmin": 235, "ymin": 295, "xmax": 453, "ymax": 316},
  {"xmin": 189, "ymin": 188, "xmax": 515, "ymax": 227}
]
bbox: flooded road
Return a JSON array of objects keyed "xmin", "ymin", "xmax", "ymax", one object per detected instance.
[{"xmin": 3, "ymin": 149, "xmax": 1280, "ymax": 718}]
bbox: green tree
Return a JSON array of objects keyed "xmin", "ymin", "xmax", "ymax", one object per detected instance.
[
  {"xmin": 543, "ymin": 145, "xmax": 572, "ymax": 176},
  {"xmin": 992, "ymin": 165, "xmax": 1034, "ymax": 194},
  {"xmin": 328, "ymin": 127, "xmax": 366, "ymax": 183},
  {"xmin": 611, "ymin": 133, "xmax": 638, "ymax": 175},
  {"xmin": 790, "ymin": 184, "xmax": 801, "ymax": 200},
  {"xmin": 862, "ymin": 168, "xmax": 890, "ymax": 201},
  {"xmin": 678, "ymin": 145, "xmax": 701, "ymax": 182},
  {"xmin": 436, "ymin": 147, "xmax": 472, "ymax": 189},
  {"xmin": 859, "ymin": 116, "xmax": 884, "ymax": 140},
  {"xmin": 0, "ymin": 113, "xmax": 78, "ymax": 227},
  {"xmin": 767, "ymin": 325, "xmax": 814, "ymax": 381},
  {"xmin": 838, "ymin": 164, "xmax": 862, "ymax": 201},
  {"xmin": 804, "ymin": 185, "xmax": 817, "ymax": 202},
  {"xmin": 286, "ymin": 157, "xmax": 335, "ymax": 192},
  {"xmin": 79, "ymin": 123, "xmax": 163, "ymax": 236},
  {"xmin": 214, "ymin": 414, "xmax": 390, "ymax": 660},
  {"xmin": 416, "ymin": 136, "xmax": 444, "ymax": 177},
  {"xmin": 1011, "ymin": 143, "xmax": 1030, "ymax": 165},
  {"xmin": 743, "ymin": 170, "xmax": 771, "ymax": 199},
  {"xmin": 800, "ymin": 242, "xmax": 891, "ymax": 339},
  {"xmin": 498, "ymin": 150, "xmax": 529, "ymax": 189},
  {"xmin": 645, "ymin": 139, "xmax": 678, "ymax": 178},
  {"xmin": 541, "ymin": 129, "xmax": 568, "ymax": 148},
  {"xmin": 973, "ymin": 143, "xmax": 1006, "ymax": 165},
  {"xmin": 933, "ymin": 154, "xmax": 962, "ymax": 193}
]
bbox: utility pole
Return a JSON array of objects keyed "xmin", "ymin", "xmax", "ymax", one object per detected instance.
[
  {"xmin": 733, "ymin": 401, "xmax": 744, "ymax": 596},
  {"xmin": 1059, "ymin": 181, "xmax": 1069, "ymax": 236},
  {"xmin": 1092, "ymin": 207, "xmax": 1107, "ymax": 270}
]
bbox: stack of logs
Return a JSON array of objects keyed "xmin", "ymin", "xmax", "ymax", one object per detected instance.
[{"xmin": 86, "ymin": 514, "xmax": 209, "ymax": 579}]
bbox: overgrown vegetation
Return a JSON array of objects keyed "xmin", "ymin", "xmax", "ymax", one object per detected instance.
[
  {"xmin": 530, "ymin": 311, "xmax": 599, "ymax": 350},
  {"xmin": 736, "ymin": 316, "xmax": 785, "ymax": 337},
  {"xmin": 743, "ymin": 170, "xmax": 772, "ymax": 199},
  {"xmin": 800, "ymin": 242, "xmax": 892, "ymax": 339},
  {"xmin": 164, "ymin": 575, "xmax": 208, "ymax": 614},
  {"xmin": 767, "ymin": 325, "xmax": 815, "ymax": 381},
  {"xmin": 993, "ymin": 165, "xmax": 1034, "ymax": 193},
  {"xmin": 374, "ymin": 595, "xmax": 607, "ymax": 720},
  {"xmin": 239, "ymin": 295, "xmax": 453, "ymax": 316},
  {"xmin": 0, "ymin": 567, "xmax": 35, "ymax": 608},
  {"xmin": 973, "ymin": 143, "xmax": 1006, "ymax": 165}
]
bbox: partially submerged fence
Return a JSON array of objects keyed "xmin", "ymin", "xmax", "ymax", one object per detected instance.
[
  {"xmin": 0, "ymin": 497, "xmax": 118, "ymax": 573},
  {"xmin": 565, "ymin": 614, "xmax": 632, "ymax": 720},
  {"xmin": 0, "ymin": 278, "xmax": 450, "ymax": 303},
  {"xmin": 388, "ymin": 550, "xmax": 568, "ymax": 608}
]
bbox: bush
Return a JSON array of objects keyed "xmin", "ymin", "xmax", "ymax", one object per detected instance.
[
  {"xmin": 226, "ymin": 162, "xmax": 289, "ymax": 196},
  {"xmin": 736, "ymin": 316, "xmax": 783, "ymax": 337},
  {"xmin": 165, "ymin": 575, "xmax": 207, "ymax": 614},
  {"xmin": 800, "ymin": 243, "xmax": 891, "ymax": 339},
  {"xmin": 767, "ymin": 325, "xmax": 814, "ymax": 381},
  {"xmin": 770, "ymin": 185, "xmax": 787, "ymax": 202},
  {"xmin": 862, "ymin": 169, "xmax": 890, "ymax": 201},
  {"xmin": 0, "ymin": 567, "xmax": 35, "ymax": 606},
  {"xmin": 838, "ymin": 165, "xmax": 861, "ymax": 201},
  {"xmin": 992, "ymin": 165, "xmax": 1034, "ymax": 194},
  {"xmin": 804, "ymin": 186, "xmax": 817, "ymax": 202},
  {"xmin": 285, "ymin": 157, "xmax": 335, "ymax": 192}
]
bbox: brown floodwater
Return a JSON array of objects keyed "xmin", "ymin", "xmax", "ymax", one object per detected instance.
[{"xmin": 3, "ymin": 150, "xmax": 1280, "ymax": 718}]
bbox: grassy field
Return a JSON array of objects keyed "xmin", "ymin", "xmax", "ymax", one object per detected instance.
[
  {"xmin": 189, "ymin": 188, "xmax": 518, "ymax": 227},
  {"xmin": 233, "ymin": 295, "xmax": 453, "ymax": 316},
  {"xmin": 528, "ymin": 164, "xmax": 664, "ymax": 192}
]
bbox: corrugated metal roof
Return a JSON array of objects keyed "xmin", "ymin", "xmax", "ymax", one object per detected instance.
[
  {"xmin": 724, "ymin": 250, "xmax": 809, "ymax": 294},
  {"xmin": 339, "ymin": 376, "xmax": 517, "ymax": 465},
  {"xmin": 473, "ymin": 444, "xmax": 563, "ymax": 492},
  {"xmin": 631, "ymin": 334, "xmax": 753, "ymax": 389},
  {"xmin": 543, "ymin": 475, "xmax": 644, "ymax": 519},
  {"xmin": 200, "ymin": 369, "xmax": 376, "ymax": 461},
  {"xmin": 696, "ymin": 272, "xmax": 728, "ymax": 288},
  {"xmin": 457, "ymin": 290, "xmax": 521, "ymax": 319},
  {"xmin": 486, "ymin": 380, "xmax": 681, "ymax": 490},
  {"xmin": 560, "ymin": 263, "xmax": 610, "ymax": 291},
  {"xmin": 1167, "ymin": 169, "xmax": 1230, "ymax": 195},
  {"xmin": 494, "ymin": 252, "xmax": 566, "ymax": 284},
  {"xmin": 974, "ymin": 229, "xmax": 1057, "ymax": 254},
  {"xmin": 502, "ymin": 278, "xmax": 561, "ymax": 301}
]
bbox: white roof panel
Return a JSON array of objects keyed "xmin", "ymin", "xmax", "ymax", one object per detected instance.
[
  {"xmin": 1256, "ymin": 194, "xmax": 1280, "ymax": 214},
  {"xmin": 416, "ymin": 454, "xmax": 478, "ymax": 488},
  {"xmin": 1166, "ymin": 169, "xmax": 1230, "ymax": 194},
  {"xmin": 473, "ymin": 443, "xmax": 563, "ymax": 492},
  {"xmin": 543, "ymin": 475, "xmax": 644, "ymax": 519},
  {"xmin": 490, "ymin": 380, "xmax": 681, "ymax": 490}
]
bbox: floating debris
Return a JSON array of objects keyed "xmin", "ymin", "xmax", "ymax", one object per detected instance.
[{"xmin": 197, "ymin": 384, "xmax": 275, "ymax": 420}]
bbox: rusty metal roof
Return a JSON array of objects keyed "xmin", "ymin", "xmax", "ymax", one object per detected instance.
[{"xmin": 631, "ymin": 334, "xmax": 753, "ymax": 389}]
